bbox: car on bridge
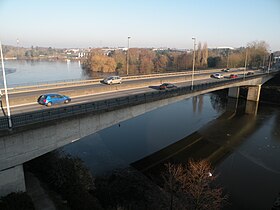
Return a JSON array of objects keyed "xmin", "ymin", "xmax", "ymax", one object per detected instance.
[
  {"xmin": 37, "ymin": 93, "xmax": 71, "ymax": 107},
  {"xmin": 211, "ymin": 73, "xmax": 224, "ymax": 79},
  {"xmin": 103, "ymin": 76, "xmax": 122, "ymax": 85},
  {"xmin": 159, "ymin": 83, "xmax": 177, "ymax": 90},
  {"xmin": 229, "ymin": 74, "xmax": 238, "ymax": 79},
  {"xmin": 246, "ymin": 72, "xmax": 254, "ymax": 76}
]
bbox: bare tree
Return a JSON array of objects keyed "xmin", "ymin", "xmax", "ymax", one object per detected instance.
[
  {"xmin": 202, "ymin": 43, "xmax": 208, "ymax": 67},
  {"xmin": 162, "ymin": 159, "xmax": 228, "ymax": 210}
]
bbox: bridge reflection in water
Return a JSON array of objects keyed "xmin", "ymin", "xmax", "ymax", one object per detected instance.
[{"xmin": 131, "ymin": 97, "xmax": 259, "ymax": 172}]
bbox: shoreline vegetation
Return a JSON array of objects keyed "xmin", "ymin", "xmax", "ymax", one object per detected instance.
[{"xmin": 24, "ymin": 151, "xmax": 227, "ymax": 210}]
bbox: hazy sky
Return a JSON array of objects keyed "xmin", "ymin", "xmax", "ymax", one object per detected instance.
[{"xmin": 0, "ymin": 0, "xmax": 279, "ymax": 50}]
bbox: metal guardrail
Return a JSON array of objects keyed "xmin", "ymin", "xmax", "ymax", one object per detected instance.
[
  {"xmin": 2, "ymin": 68, "xmax": 229, "ymax": 93},
  {"xmin": 0, "ymin": 72, "xmax": 275, "ymax": 131}
]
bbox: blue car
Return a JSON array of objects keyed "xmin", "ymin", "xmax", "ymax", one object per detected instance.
[{"xmin": 37, "ymin": 93, "xmax": 71, "ymax": 107}]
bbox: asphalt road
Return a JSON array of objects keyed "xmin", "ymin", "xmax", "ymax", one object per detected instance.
[{"xmin": 0, "ymin": 69, "xmax": 258, "ymax": 116}]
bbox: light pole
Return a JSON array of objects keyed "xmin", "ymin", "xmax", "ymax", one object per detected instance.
[
  {"xmin": 226, "ymin": 49, "xmax": 230, "ymax": 69},
  {"xmin": 268, "ymin": 51, "xmax": 272, "ymax": 73},
  {"xmin": 126, "ymin": 36, "xmax": 131, "ymax": 75},
  {"xmin": 191, "ymin": 37, "xmax": 196, "ymax": 90},
  {"xmin": 244, "ymin": 48, "xmax": 248, "ymax": 79},
  {"xmin": 0, "ymin": 41, "xmax": 12, "ymax": 128},
  {"xmin": 16, "ymin": 38, "xmax": 19, "ymax": 60},
  {"xmin": 262, "ymin": 54, "xmax": 266, "ymax": 70}
]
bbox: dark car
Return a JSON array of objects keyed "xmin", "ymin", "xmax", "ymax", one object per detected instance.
[
  {"xmin": 221, "ymin": 68, "xmax": 230, "ymax": 72},
  {"xmin": 37, "ymin": 93, "xmax": 71, "ymax": 107},
  {"xmin": 159, "ymin": 83, "xmax": 177, "ymax": 90},
  {"xmin": 246, "ymin": 72, "xmax": 254, "ymax": 76},
  {"xmin": 229, "ymin": 74, "xmax": 238, "ymax": 79}
]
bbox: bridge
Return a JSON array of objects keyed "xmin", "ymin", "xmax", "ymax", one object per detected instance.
[{"xmin": 0, "ymin": 69, "xmax": 278, "ymax": 196}]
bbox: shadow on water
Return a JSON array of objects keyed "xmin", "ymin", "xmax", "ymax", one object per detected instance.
[
  {"xmin": 131, "ymin": 98, "xmax": 280, "ymax": 210},
  {"xmin": 131, "ymin": 97, "xmax": 253, "ymax": 173}
]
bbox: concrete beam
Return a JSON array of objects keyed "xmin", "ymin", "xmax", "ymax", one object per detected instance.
[
  {"xmin": 247, "ymin": 85, "xmax": 261, "ymax": 102},
  {"xmin": 228, "ymin": 87, "xmax": 240, "ymax": 98},
  {"xmin": 0, "ymin": 165, "xmax": 26, "ymax": 197}
]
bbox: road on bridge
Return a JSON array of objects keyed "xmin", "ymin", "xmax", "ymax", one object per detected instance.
[{"xmin": 0, "ymin": 68, "xmax": 260, "ymax": 116}]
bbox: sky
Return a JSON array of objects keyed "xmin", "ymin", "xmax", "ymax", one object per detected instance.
[{"xmin": 0, "ymin": 0, "xmax": 279, "ymax": 50}]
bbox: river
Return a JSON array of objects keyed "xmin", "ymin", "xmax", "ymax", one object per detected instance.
[
  {"xmin": 2, "ymin": 60, "xmax": 85, "ymax": 87},
  {"xmin": 4, "ymin": 60, "xmax": 280, "ymax": 209},
  {"xmin": 61, "ymin": 93, "xmax": 280, "ymax": 210}
]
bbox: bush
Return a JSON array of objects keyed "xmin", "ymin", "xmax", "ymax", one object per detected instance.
[
  {"xmin": 27, "ymin": 151, "xmax": 102, "ymax": 210},
  {"xmin": 0, "ymin": 192, "xmax": 34, "ymax": 210}
]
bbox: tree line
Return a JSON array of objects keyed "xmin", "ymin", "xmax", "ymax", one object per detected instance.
[{"xmin": 82, "ymin": 40, "xmax": 271, "ymax": 75}]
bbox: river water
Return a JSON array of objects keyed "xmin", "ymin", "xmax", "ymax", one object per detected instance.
[
  {"xmin": 4, "ymin": 60, "xmax": 280, "ymax": 209},
  {"xmin": 61, "ymin": 93, "xmax": 280, "ymax": 209},
  {"xmin": 2, "ymin": 60, "xmax": 85, "ymax": 87}
]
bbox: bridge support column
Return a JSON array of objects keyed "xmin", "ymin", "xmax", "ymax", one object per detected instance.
[
  {"xmin": 228, "ymin": 87, "xmax": 240, "ymax": 99},
  {"xmin": 245, "ymin": 101, "xmax": 259, "ymax": 115},
  {"xmin": 247, "ymin": 85, "xmax": 261, "ymax": 102},
  {"xmin": 0, "ymin": 165, "xmax": 26, "ymax": 197}
]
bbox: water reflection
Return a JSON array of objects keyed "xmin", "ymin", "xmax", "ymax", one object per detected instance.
[
  {"xmin": 192, "ymin": 95, "xmax": 204, "ymax": 114},
  {"xmin": 61, "ymin": 93, "xmax": 223, "ymax": 175}
]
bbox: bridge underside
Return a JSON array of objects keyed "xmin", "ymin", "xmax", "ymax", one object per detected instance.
[{"xmin": 228, "ymin": 85, "xmax": 262, "ymax": 102}]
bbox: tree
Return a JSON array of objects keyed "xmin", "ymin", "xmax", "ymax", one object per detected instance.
[
  {"xmin": 84, "ymin": 49, "xmax": 117, "ymax": 73},
  {"xmin": 202, "ymin": 43, "xmax": 208, "ymax": 67},
  {"xmin": 246, "ymin": 40, "xmax": 269, "ymax": 68},
  {"xmin": 196, "ymin": 42, "xmax": 202, "ymax": 68},
  {"xmin": 162, "ymin": 159, "xmax": 227, "ymax": 210},
  {"xmin": 111, "ymin": 50, "xmax": 126, "ymax": 74},
  {"xmin": 154, "ymin": 53, "xmax": 169, "ymax": 72},
  {"xmin": 207, "ymin": 56, "xmax": 221, "ymax": 68},
  {"xmin": 138, "ymin": 49, "xmax": 156, "ymax": 74}
]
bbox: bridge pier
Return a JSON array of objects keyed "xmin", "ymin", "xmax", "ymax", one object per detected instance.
[
  {"xmin": 0, "ymin": 165, "xmax": 26, "ymax": 197},
  {"xmin": 228, "ymin": 87, "xmax": 240, "ymax": 99},
  {"xmin": 247, "ymin": 85, "xmax": 261, "ymax": 102},
  {"xmin": 245, "ymin": 100, "xmax": 259, "ymax": 115}
]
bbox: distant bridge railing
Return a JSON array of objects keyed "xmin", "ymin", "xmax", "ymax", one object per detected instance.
[
  {"xmin": 0, "ymin": 72, "xmax": 276, "ymax": 131},
  {"xmin": 2, "ymin": 68, "xmax": 237, "ymax": 93}
]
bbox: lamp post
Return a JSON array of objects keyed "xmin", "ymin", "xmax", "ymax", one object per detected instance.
[
  {"xmin": 126, "ymin": 36, "xmax": 131, "ymax": 75},
  {"xmin": 191, "ymin": 37, "xmax": 196, "ymax": 90},
  {"xmin": 16, "ymin": 38, "xmax": 19, "ymax": 60},
  {"xmin": 268, "ymin": 51, "xmax": 272, "ymax": 73},
  {"xmin": 0, "ymin": 41, "xmax": 12, "ymax": 128},
  {"xmin": 226, "ymin": 49, "xmax": 230, "ymax": 69},
  {"xmin": 244, "ymin": 48, "xmax": 248, "ymax": 79}
]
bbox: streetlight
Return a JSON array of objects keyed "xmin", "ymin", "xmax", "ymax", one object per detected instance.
[
  {"xmin": 268, "ymin": 51, "xmax": 272, "ymax": 73},
  {"xmin": 244, "ymin": 48, "xmax": 248, "ymax": 79},
  {"xmin": 226, "ymin": 49, "xmax": 230, "ymax": 69},
  {"xmin": 126, "ymin": 36, "xmax": 131, "ymax": 75},
  {"xmin": 191, "ymin": 37, "xmax": 196, "ymax": 90},
  {"xmin": 16, "ymin": 38, "xmax": 19, "ymax": 60},
  {"xmin": 0, "ymin": 41, "xmax": 12, "ymax": 128}
]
